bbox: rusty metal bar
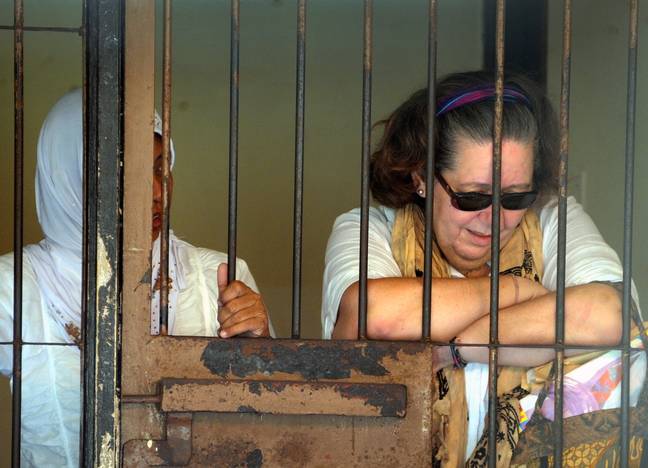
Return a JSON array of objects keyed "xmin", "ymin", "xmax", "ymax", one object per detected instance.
[
  {"xmin": 79, "ymin": 0, "xmax": 89, "ymax": 462},
  {"xmin": 159, "ymin": 0, "xmax": 172, "ymax": 335},
  {"xmin": 159, "ymin": 379, "xmax": 407, "ymax": 417},
  {"xmin": 1, "ymin": 340, "xmax": 630, "ymax": 351},
  {"xmin": 358, "ymin": 0, "xmax": 373, "ymax": 339},
  {"xmin": 0, "ymin": 340, "xmax": 630, "ymax": 351},
  {"xmin": 421, "ymin": 0, "xmax": 438, "ymax": 339},
  {"xmin": 487, "ymin": 1, "xmax": 505, "ymax": 465},
  {"xmin": 22, "ymin": 341, "xmax": 78, "ymax": 346},
  {"xmin": 291, "ymin": 0, "xmax": 307, "ymax": 339},
  {"xmin": 553, "ymin": 1, "xmax": 572, "ymax": 464},
  {"xmin": 81, "ymin": 0, "xmax": 96, "ymax": 462},
  {"xmin": 620, "ymin": 0, "xmax": 639, "ymax": 465},
  {"xmin": 12, "ymin": 0, "xmax": 24, "ymax": 465},
  {"xmin": 122, "ymin": 394, "xmax": 163, "ymax": 405},
  {"xmin": 82, "ymin": 0, "xmax": 123, "ymax": 465},
  {"xmin": 227, "ymin": 0, "xmax": 240, "ymax": 283},
  {"xmin": 0, "ymin": 24, "xmax": 82, "ymax": 34}
]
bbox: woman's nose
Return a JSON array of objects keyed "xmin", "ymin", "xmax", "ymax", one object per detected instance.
[{"xmin": 477, "ymin": 204, "xmax": 493, "ymax": 222}]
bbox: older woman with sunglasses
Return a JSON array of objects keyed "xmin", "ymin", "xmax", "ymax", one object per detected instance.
[{"xmin": 321, "ymin": 71, "xmax": 642, "ymax": 464}]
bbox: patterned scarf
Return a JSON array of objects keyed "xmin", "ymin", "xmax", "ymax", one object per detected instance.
[{"xmin": 390, "ymin": 203, "xmax": 544, "ymax": 467}]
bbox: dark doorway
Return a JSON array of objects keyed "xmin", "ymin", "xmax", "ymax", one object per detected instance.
[{"xmin": 483, "ymin": 0, "xmax": 548, "ymax": 89}]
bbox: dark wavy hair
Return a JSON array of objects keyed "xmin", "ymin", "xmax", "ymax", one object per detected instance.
[{"xmin": 369, "ymin": 70, "xmax": 559, "ymax": 208}]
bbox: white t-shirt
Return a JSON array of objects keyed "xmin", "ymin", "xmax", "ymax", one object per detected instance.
[
  {"xmin": 321, "ymin": 195, "xmax": 641, "ymax": 459},
  {"xmin": 0, "ymin": 242, "xmax": 260, "ymax": 468}
]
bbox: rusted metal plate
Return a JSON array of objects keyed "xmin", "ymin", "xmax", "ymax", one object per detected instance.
[
  {"xmin": 160, "ymin": 379, "xmax": 407, "ymax": 418},
  {"xmin": 122, "ymin": 339, "xmax": 436, "ymax": 467},
  {"xmin": 140, "ymin": 337, "xmax": 429, "ymax": 383}
]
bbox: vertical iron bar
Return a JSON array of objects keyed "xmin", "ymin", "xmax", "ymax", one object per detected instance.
[
  {"xmin": 82, "ymin": 0, "xmax": 98, "ymax": 462},
  {"xmin": 228, "ymin": 0, "xmax": 240, "ymax": 284},
  {"xmin": 422, "ymin": 0, "xmax": 438, "ymax": 340},
  {"xmin": 159, "ymin": 0, "xmax": 172, "ymax": 335},
  {"xmin": 358, "ymin": 0, "xmax": 373, "ymax": 339},
  {"xmin": 79, "ymin": 0, "xmax": 88, "ymax": 460},
  {"xmin": 553, "ymin": 1, "xmax": 572, "ymax": 465},
  {"xmin": 12, "ymin": 0, "xmax": 24, "ymax": 465},
  {"xmin": 79, "ymin": 0, "xmax": 92, "ymax": 460},
  {"xmin": 487, "ymin": 1, "xmax": 505, "ymax": 466},
  {"xmin": 620, "ymin": 0, "xmax": 638, "ymax": 465},
  {"xmin": 82, "ymin": 0, "xmax": 123, "ymax": 465},
  {"xmin": 291, "ymin": 0, "xmax": 307, "ymax": 339}
]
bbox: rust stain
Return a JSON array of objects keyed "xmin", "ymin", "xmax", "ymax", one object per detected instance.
[
  {"xmin": 192, "ymin": 438, "xmax": 261, "ymax": 466},
  {"xmin": 275, "ymin": 433, "xmax": 313, "ymax": 467}
]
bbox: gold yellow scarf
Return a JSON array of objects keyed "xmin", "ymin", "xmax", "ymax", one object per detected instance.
[
  {"xmin": 391, "ymin": 203, "xmax": 647, "ymax": 467},
  {"xmin": 390, "ymin": 203, "xmax": 544, "ymax": 467},
  {"xmin": 390, "ymin": 202, "xmax": 544, "ymax": 282}
]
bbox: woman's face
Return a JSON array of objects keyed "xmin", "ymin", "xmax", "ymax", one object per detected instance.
[
  {"xmin": 152, "ymin": 134, "xmax": 174, "ymax": 239},
  {"xmin": 428, "ymin": 137, "xmax": 534, "ymax": 276}
]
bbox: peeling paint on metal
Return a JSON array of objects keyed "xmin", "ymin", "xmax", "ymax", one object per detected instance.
[
  {"xmin": 98, "ymin": 432, "xmax": 114, "ymax": 467},
  {"xmin": 238, "ymin": 405, "xmax": 257, "ymax": 413},
  {"xmin": 200, "ymin": 340, "xmax": 421, "ymax": 379},
  {"xmin": 337, "ymin": 383, "xmax": 407, "ymax": 417},
  {"xmin": 97, "ymin": 236, "xmax": 113, "ymax": 289},
  {"xmin": 248, "ymin": 381, "xmax": 261, "ymax": 395},
  {"xmin": 245, "ymin": 448, "xmax": 263, "ymax": 468}
]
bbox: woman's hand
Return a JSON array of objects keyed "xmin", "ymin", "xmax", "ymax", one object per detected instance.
[{"xmin": 216, "ymin": 263, "xmax": 270, "ymax": 338}]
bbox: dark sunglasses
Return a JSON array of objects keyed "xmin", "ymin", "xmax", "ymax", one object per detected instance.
[{"xmin": 435, "ymin": 172, "xmax": 537, "ymax": 211}]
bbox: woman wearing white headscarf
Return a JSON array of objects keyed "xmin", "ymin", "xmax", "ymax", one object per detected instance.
[{"xmin": 0, "ymin": 89, "xmax": 271, "ymax": 466}]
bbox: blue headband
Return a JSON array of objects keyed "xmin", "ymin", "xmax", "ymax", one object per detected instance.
[{"xmin": 436, "ymin": 87, "xmax": 531, "ymax": 117}]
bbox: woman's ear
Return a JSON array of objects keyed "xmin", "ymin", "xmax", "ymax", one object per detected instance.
[{"xmin": 411, "ymin": 171, "xmax": 426, "ymax": 197}]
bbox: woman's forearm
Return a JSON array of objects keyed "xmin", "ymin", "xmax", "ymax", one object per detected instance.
[
  {"xmin": 455, "ymin": 282, "xmax": 622, "ymax": 367},
  {"xmin": 333, "ymin": 275, "xmax": 546, "ymax": 340}
]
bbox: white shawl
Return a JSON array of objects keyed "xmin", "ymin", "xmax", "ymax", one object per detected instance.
[{"xmin": 24, "ymin": 89, "xmax": 185, "ymax": 342}]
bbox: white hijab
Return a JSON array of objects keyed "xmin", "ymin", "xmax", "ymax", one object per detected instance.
[{"xmin": 24, "ymin": 89, "xmax": 185, "ymax": 342}]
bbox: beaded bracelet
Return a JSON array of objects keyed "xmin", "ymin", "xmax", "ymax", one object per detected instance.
[{"xmin": 449, "ymin": 337, "xmax": 467, "ymax": 369}]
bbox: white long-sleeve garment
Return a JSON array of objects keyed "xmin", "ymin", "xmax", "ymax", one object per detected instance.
[
  {"xmin": 321, "ymin": 196, "xmax": 642, "ymax": 459},
  {"xmin": 0, "ymin": 89, "xmax": 263, "ymax": 467},
  {"xmin": 0, "ymin": 245, "xmax": 258, "ymax": 467}
]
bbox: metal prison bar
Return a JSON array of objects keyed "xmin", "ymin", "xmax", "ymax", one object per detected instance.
[
  {"xmin": 3, "ymin": 0, "xmax": 642, "ymax": 466},
  {"xmin": 553, "ymin": 0, "xmax": 572, "ymax": 462},
  {"xmin": 486, "ymin": 1, "xmax": 506, "ymax": 464},
  {"xmin": 2, "ymin": 0, "xmax": 123, "ymax": 465},
  {"xmin": 12, "ymin": 0, "xmax": 24, "ymax": 465}
]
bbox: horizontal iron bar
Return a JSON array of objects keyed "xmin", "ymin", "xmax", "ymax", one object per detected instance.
[
  {"xmin": 122, "ymin": 394, "xmax": 162, "ymax": 405},
  {"xmin": 2, "ymin": 341, "xmax": 79, "ymax": 347},
  {"xmin": 0, "ymin": 24, "xmax": 82, "ymax": 33}
]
